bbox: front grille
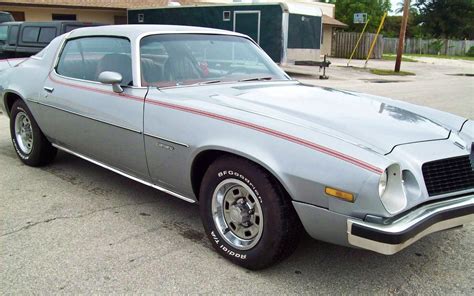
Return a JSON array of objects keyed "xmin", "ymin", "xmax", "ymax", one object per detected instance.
[{"xmin": 422, "ymin": 155, "xmax": 474, "ymax": 196}]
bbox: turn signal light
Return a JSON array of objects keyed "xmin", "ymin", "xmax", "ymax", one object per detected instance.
[{"xmin": 325, "ymin": 187, "xmax": 354, "ymax": 202}]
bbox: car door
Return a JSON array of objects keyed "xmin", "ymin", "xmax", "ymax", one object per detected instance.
[{"xmin": 37, "ymin": 36, "xmax": 149, "ymax": 180}]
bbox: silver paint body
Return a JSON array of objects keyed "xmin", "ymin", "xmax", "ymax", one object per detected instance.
[{"xmin": 0, "ymin": 25, "xmax": 473, "ymax": 251}]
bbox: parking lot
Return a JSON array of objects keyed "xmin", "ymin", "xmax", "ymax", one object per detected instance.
[{"xmin": 1, "ymin": 57, "xmax": 473, "ymax": 294}]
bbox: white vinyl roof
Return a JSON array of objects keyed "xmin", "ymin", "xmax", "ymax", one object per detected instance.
[{"xmin": 67, "ymin": 24, "xmax": 246, "ymax": 40}]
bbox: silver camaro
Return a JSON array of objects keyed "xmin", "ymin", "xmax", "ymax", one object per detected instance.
[{"xmin": 0, "ymin": 25, "xmax": 473, "ymax": 269}]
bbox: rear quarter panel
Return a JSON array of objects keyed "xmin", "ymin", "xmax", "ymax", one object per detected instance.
[{"xmin": 0, "ymin": 37, "xmax": 62, "ymax": 120}]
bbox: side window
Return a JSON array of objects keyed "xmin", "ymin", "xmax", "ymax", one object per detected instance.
[
  {"xmin": 64, "ymin": 25, "xmax": 82, "ymax": 33},
  {"xmin": 0, "ymin": 25, "xmax": 7, "ymax": 43},
  {"xmin": 56, "ymin": 37, "xmax": 133, "ymax": 85},
  {"xmin": 38, "ymin": 27, "xmax": 57, "ymax": 43},
  {"xmin": 8, "ymin": 26, "xmax": 19, "ymax": 45},
  {"xmin": 22, "ymin": 27, "xmax": 40, "ymax": 43}
]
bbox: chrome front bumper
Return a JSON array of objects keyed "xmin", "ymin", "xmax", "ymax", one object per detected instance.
[{"xmin": 347, "ymin": 194, "xmax": 474, "ymax": 255}]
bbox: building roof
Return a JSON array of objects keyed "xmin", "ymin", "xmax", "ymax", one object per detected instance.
[
  {"xmin": 322, "ymin": 14, "xmax": 348, "ymax": 28},
  {"xmin": 0, "ymin": 0, "xmax": 177, "ymax": 9}
]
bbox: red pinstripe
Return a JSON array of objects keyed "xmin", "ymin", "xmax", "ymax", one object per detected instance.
[
  {"xmin": 46, "ymin": 73, "xmax": 384, "ymax": 174},
  {"xmin": 146, "ymin": 99, "xmax": 384, "ymax": 174}
]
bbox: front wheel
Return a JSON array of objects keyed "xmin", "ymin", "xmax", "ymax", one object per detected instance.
[
  {"xmin": 199, "ymin": 155, "xmax": 301, "ymax": 270},
  {"xmin": 10, "ymin": 100, "xmax": 57, "ymax": 166}
]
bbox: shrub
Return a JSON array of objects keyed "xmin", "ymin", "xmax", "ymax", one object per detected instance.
[{"xmin": 466, "ymin": 46, "xmax": 474, "ymax": 57}]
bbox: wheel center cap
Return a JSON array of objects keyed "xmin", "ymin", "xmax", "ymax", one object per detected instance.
[{"xmin": 229, "ymin": 206, "xmax": 244, "ymax": 224}]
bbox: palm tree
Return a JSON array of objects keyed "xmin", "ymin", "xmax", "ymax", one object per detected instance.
[{"xmin": 395, "ymin": 0, "xmax": 419, "ymax": 14}]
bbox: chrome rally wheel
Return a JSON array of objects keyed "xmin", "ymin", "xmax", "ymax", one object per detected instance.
[
  {"xmin": 9, "ymin": 100, "xmax": 57, "ymax": 166},
  {"xmin": 200, "ymin": 155, "xmax": 302, "ymax": 270},
  {"xmin": 212, "ymin": 179, "xmax": 264, "ymax": 250},
  {"xmin": 14, "ymin": 111, "xmax": 34, "ymax": 155}
]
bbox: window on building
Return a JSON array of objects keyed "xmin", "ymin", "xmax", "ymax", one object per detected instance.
[
  {"xmin": 6, "ymin": 11, "xmax": 25, "ymax": 21},
  {"xmin": 52, "ymin": 14, "xmax": 77, "ymax": 21},
  {"xmin": 223, "ymin": 11, "xmax": 231, "ymax": 21}
]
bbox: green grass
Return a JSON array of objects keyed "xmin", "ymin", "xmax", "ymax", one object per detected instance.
[
  {"xmin": 382, "ymin": 54, "xmax": 418, "ymax": 62},
  {"xmin": 404, "ymin": 54, "xmax": 474, "ymax": 61},
  {"xmin": 370, "ymin": 69, "xmax": 416, "ymax": 76}
]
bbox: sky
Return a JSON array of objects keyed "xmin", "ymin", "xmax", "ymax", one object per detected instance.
[{"xmin": 390, "ymin": 0, "xmax": 402, "ymax": 15}]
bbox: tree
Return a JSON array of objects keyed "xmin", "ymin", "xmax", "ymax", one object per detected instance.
[
  {"xmin": 325, "ymin": 0, "xmax": 391, "ymax": 32},
  {"xmin": 415, "ymin": 0, "xmax": 474, "ymax": 40},
  {"xmin": 383, "ymin": 12, "xmax": 423, "ymax": 38}
]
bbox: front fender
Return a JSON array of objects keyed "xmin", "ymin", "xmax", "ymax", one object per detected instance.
[{"xmin": 144, "ymin": 93, "xmax": 394, "ymax": 219}]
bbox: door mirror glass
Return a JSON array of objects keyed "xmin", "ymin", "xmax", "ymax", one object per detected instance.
[{"xmin": 98, "ymin": 71, "xmax": 123, "ymax": 93}]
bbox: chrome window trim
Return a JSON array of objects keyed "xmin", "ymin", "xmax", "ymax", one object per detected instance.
[
  {"xmin": 52, "ymin": 143, "xmax": 196, "ymax": 204},
  {"xmin": 53, "ymin": 34, "xmax": 138, "ymax": 87},
  {"xmin": 135, "ymin": 31, "xmax": 257, "ymax": 88},
  {"xmin": 147, "ymin": 79, "xmax": 293, "ymax": 91},
  {"xmin": 50, "ymin": 69, "xmax": 147, "ymax": 90},
  {"xmin": 52, "ymin": 32, "xmax": 72, "ymax": 70}
]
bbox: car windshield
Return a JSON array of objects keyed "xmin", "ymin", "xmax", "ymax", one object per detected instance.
[{"xmin": 140, "ymin": 34, "xmax": 288, "ymax": 87}]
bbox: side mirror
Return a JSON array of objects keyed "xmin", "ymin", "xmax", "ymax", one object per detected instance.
[{"xmin": 98, "ymin": 71, "xmax": 123, "ymax": 93}]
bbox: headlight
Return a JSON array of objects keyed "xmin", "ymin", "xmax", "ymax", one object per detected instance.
[{"xmin": 378, "ymin": 170, "xmax": 388, "ymax": 197}]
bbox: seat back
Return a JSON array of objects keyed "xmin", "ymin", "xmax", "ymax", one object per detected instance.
[{"xmin": 95, "ymin": 53, "xmax": 133, "ymax": 85}]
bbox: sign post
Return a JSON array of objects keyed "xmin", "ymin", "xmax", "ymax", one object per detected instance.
[
  {"xmin": 365, "ymin": 11, "xmax": 388, "ymax": 67},
  {"xmin": 353, "ymin": 13, "xmax": 368, "ymax": 24},
  {"xmin": 347, "ymin": 13, "xmax": 369, "ymax": 67}
]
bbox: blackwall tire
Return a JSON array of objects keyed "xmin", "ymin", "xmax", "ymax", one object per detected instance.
[
  {"xmin": 9, "ymin": 100, "xmax": 57, "ymax": 167},
  {"xmin": 199, "ymin": 155, "xmax": 302, "ymax": 270}
]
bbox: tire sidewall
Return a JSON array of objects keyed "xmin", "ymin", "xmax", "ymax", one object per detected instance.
[
  {"xmin": 10, "ymin": 101, "xmax": 40, "ymax": 163},
  {"xmin": 200, "ymin": 159, "xmax": 283, "ymax": 267}
]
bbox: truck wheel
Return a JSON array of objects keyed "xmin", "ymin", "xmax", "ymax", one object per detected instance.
[
  {"xmin": 199, "ymin": 155, "xmax": 301, "ymax": 270},
  {"xmin": 10, "ymin": 100, "xmax": 57, "ymax": 166}
]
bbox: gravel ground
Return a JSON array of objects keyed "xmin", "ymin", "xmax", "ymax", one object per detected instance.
[{"xmin": 0, "ymin": 57, "xmax": 473, "ymax": 294}]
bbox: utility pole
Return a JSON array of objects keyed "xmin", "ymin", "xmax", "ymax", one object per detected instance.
[{"xmin": 395, "ymin": 0, "xmax": 410, "ymax": 72}]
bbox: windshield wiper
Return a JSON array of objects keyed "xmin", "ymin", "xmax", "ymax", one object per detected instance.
[
  {"xmin": 238, "ymin": 76, "xmax": 273, "ymax": 82},
  {"xmin": 198, "ymin": 80, "xmax": 223, "ymax": 85}
]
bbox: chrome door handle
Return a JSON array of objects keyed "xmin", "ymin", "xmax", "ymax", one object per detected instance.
[{"xmin": 44, "ymin": 86, "xmax": 54, "ymax": 93}]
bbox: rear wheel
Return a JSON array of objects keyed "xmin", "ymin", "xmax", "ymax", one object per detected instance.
[
  {"xmin": 199, "ymin": 155, "xmax": 301, "ymax": 270},
  {"xmin": 10, "ymin": 100, "xmax": 57, "ymax": 166}
]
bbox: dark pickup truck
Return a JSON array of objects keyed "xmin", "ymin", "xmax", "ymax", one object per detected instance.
[
  {"xmin": 0, "ymin": 21, "xmax": 102, "ymax": 58},
  {"xmin": 0, "ymin": 12, "xmax": 14, "ymax": 23}
]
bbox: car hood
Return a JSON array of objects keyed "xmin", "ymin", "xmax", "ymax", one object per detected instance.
[{"xmin": 164, "ymin": 82, "xmax": 451, "ymax": 154}]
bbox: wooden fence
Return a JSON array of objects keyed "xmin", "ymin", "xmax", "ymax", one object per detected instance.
[
  {"xmin": 332, "ymin": 32, "xmax": 383, "ymax": 59},
  {"xmin": 383, "ymin": 38, "xmax": 474, "ymax": 56}
]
